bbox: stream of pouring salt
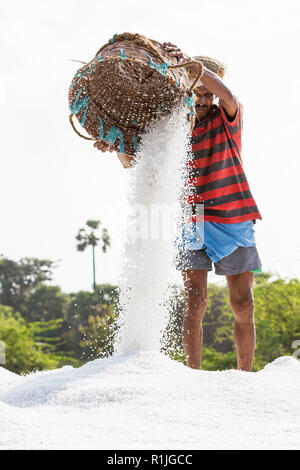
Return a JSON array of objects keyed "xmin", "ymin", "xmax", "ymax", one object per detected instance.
[{"xmin": 115, "ymin": 107, "xmax": 190, "ymax": 355}]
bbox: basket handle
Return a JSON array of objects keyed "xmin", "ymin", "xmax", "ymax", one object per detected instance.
[
  {"xmin": 141, "ymin": 37, "xmax": 169, "ymax": 63},
  {"xmin": 169, "ymin": 61, "xmax": 204, "ymax": 93},
  {"xmin": 69, "ymin": 114, "xmax": 94, "ymax": 140}
]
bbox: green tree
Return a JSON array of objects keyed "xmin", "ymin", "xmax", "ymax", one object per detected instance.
[
  {"xmin": 75, "ymin": 220, "xmax": 110, "ymax": 291},
  {"xmin": 63, "ymin": 284, "xmax": 119, "ymax": 358},
  {"xmin": 203, "ymin": 284, "xmax": 233, "ymax": 353},
  {"xmin": 200, "ymin": 347, "xmax": 237, "ymax": 371},
  {"xmin": 24, "ymin": 285, "xmax": 71, "ymax": 322},
  {"xmin": 79, "ymin": 304, "xmax": 118, "ymax": 361},
  {"xmin": 0, "ymin": 305, "xmax": 75, "ymax": 374},
  {"xmin": 253, "ymin": 277, "xmax": 300, "ymax": 370},
  {"xmin": 161, "ymin": 284, "xmax": 185, "ymax": 358},
  {"xmin": 0, "ymin": 256, "xmax": 57, "ymax": 315}
]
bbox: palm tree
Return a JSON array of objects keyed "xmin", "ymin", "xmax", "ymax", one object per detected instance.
[{"xmin": 75, "ymin": 220, "xmax": 110, "ymax": 291}]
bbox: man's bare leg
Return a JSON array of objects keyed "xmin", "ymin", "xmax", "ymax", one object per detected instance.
[
  {"xmin": 182, "ymin": 270, "xmax": 208, "ymax": 369},
  {"xmin": 226, "ymin": 272, "xmax": 255, "ymax": 372}
]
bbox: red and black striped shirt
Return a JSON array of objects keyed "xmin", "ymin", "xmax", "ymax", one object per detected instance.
[{"xmin": 186, "ymin": 102, "xmax": 262, "ymax": 224}]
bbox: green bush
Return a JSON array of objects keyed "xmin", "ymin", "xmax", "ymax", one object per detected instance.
[{"xmin": 0, "ymin": 304, "xmax": 76, "ymax": 374}]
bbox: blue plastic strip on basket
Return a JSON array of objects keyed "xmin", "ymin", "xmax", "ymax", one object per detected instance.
[
  {"xmin": 185, "ymin": 94, "xmax": 195, "ymax": 108},
  {"xmin": 146, "ymin": 54, "xmax": 169, "ymax": 76},
  {"xmin": 120, "ymin": 49, "xmax": 127, "ymax": 60},
  {"xmin": 132, "ymin": 136, "xmax": 139, "ymax": 153},
  {"xmin": 185, "ymin": 93, "xmax": 196, "ymax": 115},
  {"xmin": 105, "ymin": 126, "xmax": 125, "ymax": 154},
  {"xmin": 97, "ymin": 53, "xmax": 104, "ymax": 61},
  {"xmin": 69, "ymin": 87, "xmax": 89, "ymax": 127},
  {"xmin": 71, "ymin": 63, "xmax": 97, "ymax": 89},
  {"xmin": 98, "ymin": 116, "xmax": 104, "ymax": 139}
]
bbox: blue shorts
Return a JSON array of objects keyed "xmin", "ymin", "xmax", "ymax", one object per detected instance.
[{"xmin": 174, "ymin": 220, "xmax": 262, "ymax": 275}]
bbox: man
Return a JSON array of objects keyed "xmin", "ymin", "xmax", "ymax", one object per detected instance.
[
  {"xmin": 95, "ymin": 43, "xmax": 262, "ymax": 372},
  {"xmin": 163, "ymin": 43, "xmax": 262, "ymax": 372}
]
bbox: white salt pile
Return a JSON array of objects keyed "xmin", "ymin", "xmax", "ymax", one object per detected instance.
[{"xmin": 0, "ymin": 353, "xmax": 300, "ymax": 449}]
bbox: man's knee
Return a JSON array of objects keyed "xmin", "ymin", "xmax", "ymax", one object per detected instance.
[
  {"xmin": 185, "ymin": 286, "xmax": 208, "ymax": 319},
  {"xmin": 186, "ymin": 285, "xmax": 208, "ymax": 304},
  {"xmin": 230, "ymin": 290, "xmax": 254, "ymax": 323}
]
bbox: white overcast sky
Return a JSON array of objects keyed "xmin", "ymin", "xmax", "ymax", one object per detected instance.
[{"xmin": 1, "ymin": 0, "xmax": 299, "ymax": 293}]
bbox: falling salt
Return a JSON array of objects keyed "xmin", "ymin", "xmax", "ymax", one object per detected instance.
[{"xmin": 115, "ymin": 106, "xmax": 190, "ymax": 355}]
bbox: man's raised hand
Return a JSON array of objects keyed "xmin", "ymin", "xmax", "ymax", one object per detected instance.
[{"xmin": 162, "ymin": 42, "xmax": 190, "ymax": 64}]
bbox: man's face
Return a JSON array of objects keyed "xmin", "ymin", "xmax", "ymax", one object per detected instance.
[{"xmin": 194, "ymin": 85, "xmax": 215, "ymax": 121}]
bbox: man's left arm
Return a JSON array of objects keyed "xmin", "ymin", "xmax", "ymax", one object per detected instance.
[
  {"xmin": 200, "ymin": 68, "xmax": 238, "ymax": 119},
  {"xmin": 161, "ymin": 42, "xmax": 238, "ymax": 119}
]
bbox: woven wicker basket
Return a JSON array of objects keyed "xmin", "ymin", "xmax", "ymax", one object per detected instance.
[{"xmin": 68, "ymin": 33, "xmax": 202, "ymax": 156}]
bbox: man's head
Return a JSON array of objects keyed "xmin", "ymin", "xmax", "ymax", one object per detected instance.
[
  {"xmin": 194, "ymin": 85, "xmax": 215, "ymax": 121},
  {"xmin": 189, "ymin": 55, "xmax": 226, "ymax": 122}
]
